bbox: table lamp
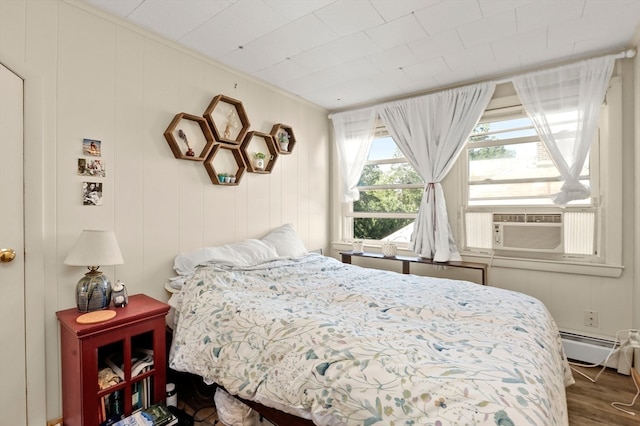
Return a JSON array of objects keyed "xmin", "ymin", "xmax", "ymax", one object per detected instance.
[{"xmin": 64, "ymin": 230, "xmax": 124, "ymax": 313}]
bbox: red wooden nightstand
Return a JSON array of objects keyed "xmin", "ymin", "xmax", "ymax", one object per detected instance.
[{"xmin": 56, "ymin": 294, "xmax": 170, "ymax": 426}]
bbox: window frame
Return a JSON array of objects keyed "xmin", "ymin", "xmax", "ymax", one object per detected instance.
[
  {"xmin": 341, "ymin": 125, "xmax": 423, "ymax": 245},
  {"xmin": 458, "ymin": 82, "xmax": 616, "ymax": 266}
]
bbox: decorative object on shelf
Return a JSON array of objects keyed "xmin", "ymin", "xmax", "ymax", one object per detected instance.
[
  {"xmin": 112, "ymin": 280, "xmax": 128, "ymax": 308},
  {"xmin": 164, "ymin": 112, "xmax": 215, "ymax": 161},
  {"xmin": 270, "ymin": 123, "xmax": 296, "ymax": 154},
  {"xmin": 203, "ymin": 94, "xmax": 250, "ymax": 145},
  {"xmin": 277, "ymin": 129, "xmax": 290, "ymax": 152},
  {"xmin": 64, "ymin": 230, "xmax": 124, "ymax": 313},
  {"xmin": 381, "ymin": 241, "xmax": 398, "ymax": 257},
  {"xmin": 240, "ymin": 131, "xmax": 278, "ymax": 173},
  {"xmin": 253, "ymin": 152, "xmax": 266, "ymax": 171},
  {"xmin": 203, "ymin": 144, "xmax": 246, "ymax": 186},
  {"xmin": 177, "ymin": 129, "xmax": 194, "ymax": 157},
  {"xmin": 352, "ymin": 240, "xmax": 364, "ymax": 253}
]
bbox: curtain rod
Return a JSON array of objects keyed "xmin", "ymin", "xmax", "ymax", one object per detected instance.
[
  {"xmin": 328, "ymin": 49, "xmax": 636, "ymax": 119},
  {"xmin": 490, "ymin": 48, "xmax": 636, "ymax": 85}
]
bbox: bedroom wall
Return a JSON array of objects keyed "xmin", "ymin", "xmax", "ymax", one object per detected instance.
[{"xmin": 0, "ymin": 0, "xmax": 330, "ymax": 423}]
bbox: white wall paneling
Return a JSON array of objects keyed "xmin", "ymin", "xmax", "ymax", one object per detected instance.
[{"xmin": 1, "ymin": 0, "xmax": 330, "ymax": 422}]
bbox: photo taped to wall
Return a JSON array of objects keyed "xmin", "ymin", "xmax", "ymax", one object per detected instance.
[
  {"xmin": 82, "ymin": 138, "xmax": 101, "ymax": 157},
  {"xmin": 82, "ymin": 181, "xmax": 103, "ymax": 206},
  {"xmin": 77, "ymin": 158, "xmax": 105, "ymax": 177}
]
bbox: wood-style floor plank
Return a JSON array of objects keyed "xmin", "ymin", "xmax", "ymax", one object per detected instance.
[{"xmin": 567, "ymin": 366, "xmax": 639, "ymax": 425}]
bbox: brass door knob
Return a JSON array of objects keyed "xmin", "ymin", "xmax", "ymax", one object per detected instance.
[{"xmin": 0, "ymin": 248, "xmax": 16, "ymax": 263}]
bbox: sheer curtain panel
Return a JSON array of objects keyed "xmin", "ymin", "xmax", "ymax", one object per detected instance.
[
  {"xmin": 377, "ymin": 83, "xmax": 495, "ymax": 262},
  {"xmin": 512, "ymin": 55, "xmax": 616, "ymax": 206},
  {"xmin": 331, "ymin": 108, "xmax": 377, "ymax": 203}
]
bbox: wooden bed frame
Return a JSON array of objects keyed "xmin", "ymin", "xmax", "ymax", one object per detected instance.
[{"xmin": 235, "ymin": 393, "xmax": 315, "ymax": 426}]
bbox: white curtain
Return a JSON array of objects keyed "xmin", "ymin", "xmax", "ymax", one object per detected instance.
[
  {"xmin": 331, "ymin": 107, "xmax": 377, "ymax": 203},
  {"xmin": 512, "ymin": 55, "xmax": 616, "ymax": 206},
  {"xmin": 377, "ymin": 83, "xmax": 495, "ymax": 261}
]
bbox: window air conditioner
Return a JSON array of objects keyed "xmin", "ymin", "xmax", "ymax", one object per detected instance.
[{"xmin": 492, "ymin": 213, "xmax": 563, "ymax": 253}]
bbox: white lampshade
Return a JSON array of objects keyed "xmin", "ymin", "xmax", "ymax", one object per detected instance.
[{"xmin": 64, "ymin": 230, "xmax": 124, "ymax": 267}]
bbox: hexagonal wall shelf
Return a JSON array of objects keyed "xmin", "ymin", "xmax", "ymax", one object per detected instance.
[
  {"xmin": 164, "ymin": 113, "xmax": 215, "ymax": 161},
  {"xmin": 241, "ymin": 131, "xmax": 278, "ymax": 173},
  {"xmin": 203, "ymin": 95, "xmax": 250, "ymax": 145},
  {"xmin": 203, "ymin": 144, "xmax": 246, "ymax": 186},
  {"xmin": 270, "ymin": 123, "xmax": 296, "ymax": 155}
]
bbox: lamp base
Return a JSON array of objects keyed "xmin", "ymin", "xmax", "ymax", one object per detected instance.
[{"xmin": 76, "ymin": 270, "xmax": 112, "ymax": 313}]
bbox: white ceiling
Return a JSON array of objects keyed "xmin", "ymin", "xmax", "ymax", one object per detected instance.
[{"xmin": 85, "ymin": 0, "xmax": 640, "ymax": 111}]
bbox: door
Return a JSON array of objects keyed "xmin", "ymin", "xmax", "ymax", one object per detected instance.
[{"xmin": 0, "ymin": 63, "xmax": 27, "ymax": 425}]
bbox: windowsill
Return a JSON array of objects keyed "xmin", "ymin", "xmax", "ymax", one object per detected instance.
[
  {"xmin": 331, "ymin": 242, "xmax": 624, "ymax": 278},
  {"xmin": 459, "ymin": 251, "xmax": 623, "ymax": 278}
]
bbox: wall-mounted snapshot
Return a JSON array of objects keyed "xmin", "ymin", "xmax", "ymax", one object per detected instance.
[
  {"xmin": 82, "ymin": 181, "xmax": 103, "ymax": 206},
  {"xmin": 82, "ymin": 138, "xmax": 102, "ymax": 157},
  {"xmin": 77, "ymin": 158, "xmax": 106, "ymax": 177}
]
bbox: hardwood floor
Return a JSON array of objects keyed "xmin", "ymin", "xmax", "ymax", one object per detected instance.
[{"xmin": 567, "ymin": 365, "xmax": 639, "ymax": 425}]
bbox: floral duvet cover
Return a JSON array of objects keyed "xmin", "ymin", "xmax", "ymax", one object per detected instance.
[{"xmin": 169, "ymin": 254, "xmax": 573, "ymax": 425}]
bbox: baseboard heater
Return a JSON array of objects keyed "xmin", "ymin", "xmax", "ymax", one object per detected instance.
[{"xmin": 560, "ymin": 331, "xmax": 628, "ymax": 372}]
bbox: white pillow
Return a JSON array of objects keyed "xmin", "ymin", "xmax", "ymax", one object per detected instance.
[
  {"xmin": 260, "ymin": 224, "xmax": 308, "ymax": 257},
  {"xmin": 173, "ymin": 239, "xmax": 278, "ymax": 276}
]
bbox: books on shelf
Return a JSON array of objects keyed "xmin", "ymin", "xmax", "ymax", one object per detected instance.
[
  {"xmin": 98, "ymin": 348, "xmax": 156, "ymax": 425},
  {"xmin": 112, "ymin": 404, "xmax": 178, "ymax": 426}
]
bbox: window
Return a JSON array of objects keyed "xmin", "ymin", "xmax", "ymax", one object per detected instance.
[
  {"xmin": 467, "ymin": 110, "xmax": 591, "ymax": 206},
  {"xmin": 344, "ymin": 130, "xmax": 423, "ymax": 243},
  {"xmin": 462, "ymin": 91, "xmax": 601, "ymax": 260}
]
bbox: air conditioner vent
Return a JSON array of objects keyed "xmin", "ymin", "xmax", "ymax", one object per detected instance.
[
  {"xmin": 493, "ymin": 213, "xmax": 525, "ymax": 223},
  {"xmin": 526, "ymin": 213, "xmax": 562, "ymax": 224}
]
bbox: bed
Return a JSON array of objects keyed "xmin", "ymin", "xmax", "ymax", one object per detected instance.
[{"xmin": 167, "ymin": 225, "xmax": 574, "ymax": 425}]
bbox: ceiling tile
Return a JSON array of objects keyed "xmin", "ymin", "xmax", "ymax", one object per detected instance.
[
  {"xmin": 367, "ymin": 45, "xmax": 419, "ymax": 72},
  {"xmin": 264, "ymin": 0, "xmax": 335, "ymax": 20},
  {"xmin": 478, "ymin": 0, "xmax": 535, "ymax": 17},
  {"xmin": 370, "ymin": 0, "xmax": 439, "ymax": 22},
  {"xmin": 457, "ymin": 9, "xmax": 517, "ymax": 49},
  {"xmin": 491, "ymin": 28, "xmax": 547, "ymax": 61},
  {"xmin": 548, "ymin": 8, "xmax": 637, "ymax": 50},
  {"xmin": 273, "ymin": 13, "xmax": 339, "ymax": 51},
  {"xmin": 127, "ymin": 0, "xmax": 232, "ymax": 40},
  {"xmin": 515, "ymin": 0, "xmax": 583, "ymax": 34},
  {"xmin": 365, "ymin": 13, "xmax": 428, "ymax": 50},
  {"xmin": 324, "ymin": 32, "xmax": 383, "ymax": 63},
  {"xmin": 414, "ymin": 1, "xmax": 483, "ymax": 35},
  {"xmin": 401, "ymin": 57, "xmax": 450, "ymax": 82},
  {"xmin": 255, "ymin": 59, "xmax": 311, "ymax": 88},
  {"xmin": 289, "ymin": 45, "xmax": 344, "ymax": 73},
  {"xmin": 313, "ymin": 0, "xmax": 385, "ymax": 36},
  {"xmin": 408, "ymin": 29, "xmax": 466, "ymax": 62},
  {"xmin": 179, "ymin": 0, "xmax": 287, "ymax": 58},
  {"xmin": 444, "ymin": 44, "xmax": 495, "ymax": 72}
]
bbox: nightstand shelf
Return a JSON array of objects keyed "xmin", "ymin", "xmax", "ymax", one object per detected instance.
[{"xmin": 56, "ymin": 294, "xmax": 170, "ymax": 426}]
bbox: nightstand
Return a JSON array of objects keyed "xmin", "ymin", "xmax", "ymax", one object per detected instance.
[{"xmin": 56, "ymin": 294, "xmax": 170, "ymax": 426}]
